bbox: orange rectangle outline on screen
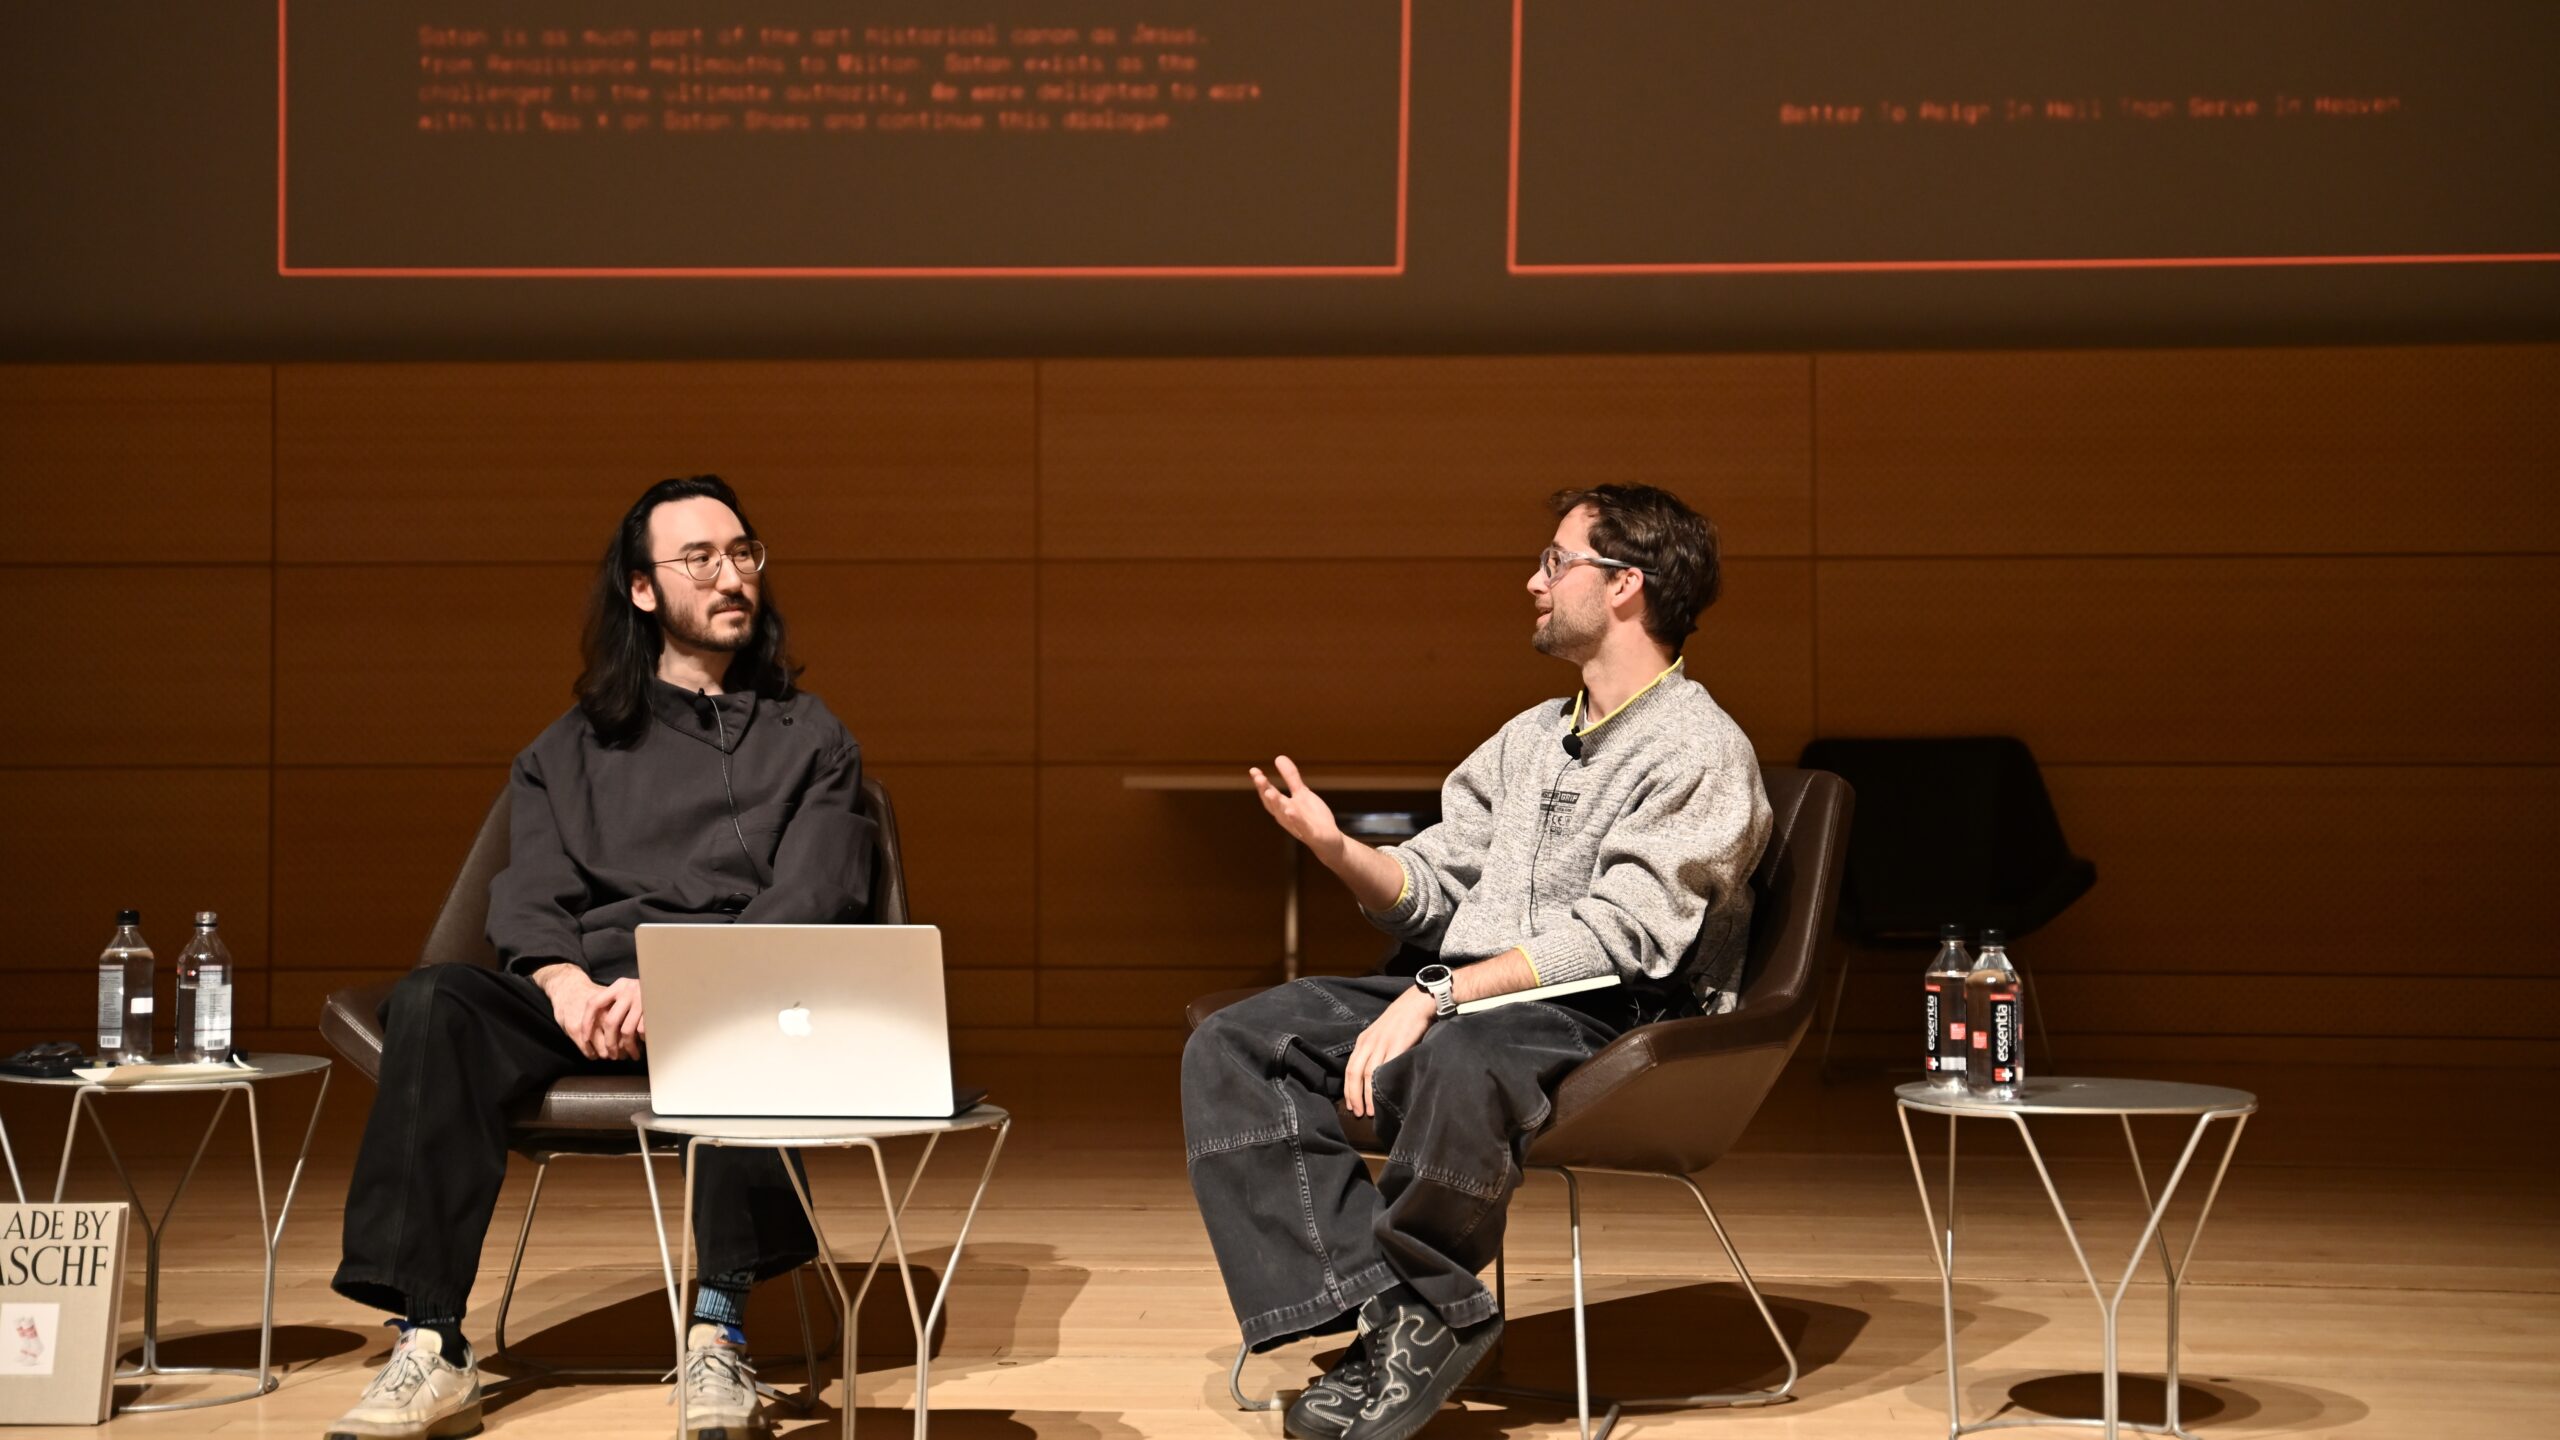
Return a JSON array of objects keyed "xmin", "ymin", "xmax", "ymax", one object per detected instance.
[
  {"xmin": 1504, "ymin": 0, "xmax": 2560, "ymax": 276},
  {"xmin": 277, "ymin": 1, "xmax": 1411, "ymax": 277}
]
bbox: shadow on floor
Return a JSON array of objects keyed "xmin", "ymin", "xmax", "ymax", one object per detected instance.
[
  {"xmin": 121, "ymin": 1322, "xmax": 371, "ymax": 1375},
  {"xmin": 1998, "ymin": 1370, "xmax": 2372, "ymax": 1432},
  {"xmin": 478, "ymin": 1241, "xmax": 1086, "ymax": 1417}
]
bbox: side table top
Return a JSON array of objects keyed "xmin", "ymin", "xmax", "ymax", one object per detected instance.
[
  {"xmin": 1895, "ymin": 1075, "xmax": 2257, "ymax": 1117},
  {"xmin": 0, "ymin": 1053, "xmax": 331, "ymax": 1089},
  {"xmin": 634, "ymin": 1103, "xmax": 1011, "ymax": 1143}
]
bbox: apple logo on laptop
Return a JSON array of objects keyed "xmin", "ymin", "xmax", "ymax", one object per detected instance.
[{"xmin": 777, "ymin": 1003, "xmax": 813, "ymax": 1038}]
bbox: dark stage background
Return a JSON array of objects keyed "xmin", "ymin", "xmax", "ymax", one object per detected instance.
[{"xmin": 4, "ymin": 0, "xmax": 2559, "ymax": 358}]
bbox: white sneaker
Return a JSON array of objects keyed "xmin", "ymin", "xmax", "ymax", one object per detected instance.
[
  {"xmin": 325, "ymin": 1325, "xmax": 484, "ymax": 1440},
  {"xmin": 678, "ymin": 1323, "xmax": 765, "ymax": 1439}
]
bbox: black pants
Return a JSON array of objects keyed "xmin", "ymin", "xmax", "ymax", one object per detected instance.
[
  {"xmin": 332, "ymin": 963, "xmax": 817, "ymax": 1320},
  {"xmin": 1180, "ymin": 975, "xmax": 1627, "ymax": 1351}
]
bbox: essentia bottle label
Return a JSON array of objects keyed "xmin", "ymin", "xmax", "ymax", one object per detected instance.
[{"xmin": 1986, "ymin": 989, "xmax": 2021, "ymax": 1084}]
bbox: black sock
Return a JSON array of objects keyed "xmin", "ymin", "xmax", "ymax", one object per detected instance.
[{"xmin": 408, "ymin": 1318, "xmax": 470, "ymax": 1365}]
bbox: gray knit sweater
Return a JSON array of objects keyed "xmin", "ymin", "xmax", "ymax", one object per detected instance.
[{"xmin": 1368, "ymin": 664, "xmax": 1771, "ymax": 1005}]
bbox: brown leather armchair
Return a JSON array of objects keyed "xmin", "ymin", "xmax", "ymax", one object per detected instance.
[
  {"xmin": 1188, "ymin": 765, "xmax": 1851, "ymax": 1438},
  {"xmin": 317, "ymin": 776, "xmax": 909, "ymax": 1392}
]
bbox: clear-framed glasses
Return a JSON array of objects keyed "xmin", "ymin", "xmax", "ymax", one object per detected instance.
[
  {"xmin": 652, "ymin": 540, "xmax": 768, "ymax": 584},
  {"xmin": 1538, "ymin": 544, "xmax": 1642, "ymax": 584}
]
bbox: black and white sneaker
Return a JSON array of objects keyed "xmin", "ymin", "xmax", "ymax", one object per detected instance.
[
  {"xmin": 1283, "ymin": 1335, "xmax": 1375, "ymax": 1440},
  {"xmin": 1340, "ymin": 1286, "xmax": 1502, "ymax": 1440}
]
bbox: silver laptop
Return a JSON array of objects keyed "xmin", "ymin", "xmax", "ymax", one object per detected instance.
[{"xmin": 638, "ymin": 923, "xmax": 976, "ymax": 1118}]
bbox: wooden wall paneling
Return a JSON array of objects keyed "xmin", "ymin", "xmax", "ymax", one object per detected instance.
[
  {"xmin": 2029, "ymin": 766, "xmax": 2560, "ymax": 976},
  {"xmin": 270, "ymin": 766, "xmax": 505, "ymax": 974},
  {"xmin": 275, "ymin": 362, "xmax": 1038, "ymax": 562},
  {"xmin": 1037, "ymin": 966, "xmax": 1289, "ymax": 1030},
  {"xmin": 1040, "ymin": 559, "xmax": 1812, "ymax": 764},
  {"xmin": 948, "ymin": 1028, "xmax": 1186, "ymax": 1059},
  {"xmin": 948, "ymin": 969, "xmax": 1039, "ymax": 1029},
  {"xmin": 0, "ymin": 365, "xmax": 274, "ymax": 562},
  {"xmin": 274, "ymin": 562, "xmax": 1035, "ymax": 765},
  {"xmin": 786, "ymin": 563, "xmax": 1036, "ymax": 763},
  {"xmin": 1814, "ymin": 345, "xmax": 2560, "ymax": 556},
  {"xmin": 274, "ymin": 564, "xmax": 587, "ymax": 764},
  {"xmin": 8, "ymin": 568, "xmax": 270, "ymax": 765},
  {"xmin": 1039, "ymin": 356, "xmax": 1812, "ymax": 558},
  {"xmin": 1038, "ymin": 766, "xmax": 1288, "ymax": 972},
  {"xmin": 0, "ymin": 769, "xmax": 268, "ymax": 1034},
  {"xmin": 867, "ymin": 764, "xmax": 1036, "ymax": 968},
  {"xmin": 1814, "ymin": 556, "xmax": 2560, "ymax": 763}
]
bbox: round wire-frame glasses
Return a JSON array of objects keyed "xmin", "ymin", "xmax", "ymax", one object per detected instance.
[{"xmin": 653, "ymin": 540, "xmax": 769, "ymax": 583}]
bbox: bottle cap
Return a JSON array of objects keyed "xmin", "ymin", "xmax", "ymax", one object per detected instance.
[
  {"xmin": 1939, "ymin": 922, "xmax": 1966, "ymax": 942},
  {"xmin": 195, "ymin": 911, "xmax": 219, "ymax": 927},
  {"xmin": 1980, "ymin": 926, "xmax": 2008, "ymax": 947},
  {"xmin": 117, "ymin": 908, "xmax": 141, "ymax": 926}
]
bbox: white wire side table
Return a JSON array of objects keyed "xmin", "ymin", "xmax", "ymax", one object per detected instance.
[
  {"xmin": 1, "ymin": 1053, "xmax": 333, "ymax": 1412},
  {"xmin": 632, "ymin": 1104, "xmax": 1011, "ymax": 1440},
  {"xmin": 1895, "ymin": 1077, "xmax": 2255, "ymax": 1440}
]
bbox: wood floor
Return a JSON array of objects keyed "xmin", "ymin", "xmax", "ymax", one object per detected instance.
[{"xmin": 3, "ymin": 1057, "xmax": 2553, "ymax": 1438}]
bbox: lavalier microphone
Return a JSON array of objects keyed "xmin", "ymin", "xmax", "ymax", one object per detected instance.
[{"xmin": 1561, "ymin": 731, "xmax": 1583, "ymax": 759}]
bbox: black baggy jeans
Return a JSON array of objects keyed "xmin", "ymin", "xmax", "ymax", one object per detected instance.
[
  {"xmin": 331, "ymin": 963, "xmax": 818, "ymax": 1320},
  {"xmin": 1181, "ymin": 975, "xmax": 1626, "ymax": 1350}
]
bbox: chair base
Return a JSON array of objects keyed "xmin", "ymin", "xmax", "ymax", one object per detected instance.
[{"xmin": 1226, "ymin": 1164, "xmax": 1797, "ymax": 1439}]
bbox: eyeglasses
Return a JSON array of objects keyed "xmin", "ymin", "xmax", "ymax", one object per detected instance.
[
  {"xmin": 652, "ymin": 540, "xmax": 768, "ymax": 584},
  {"xmin": 1538, "ymin": 544, "xmax": 1642, "ymax": 584}
]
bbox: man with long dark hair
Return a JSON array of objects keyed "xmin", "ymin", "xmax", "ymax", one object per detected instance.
[{"xmin": 325, "ymin": 476, "xmax": 876, "ymax": 1440}]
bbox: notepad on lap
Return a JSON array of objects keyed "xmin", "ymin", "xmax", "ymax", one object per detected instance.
[{"xmin": 1456, "ymin": 975, "xmax": 1621, "ymax": 1014}]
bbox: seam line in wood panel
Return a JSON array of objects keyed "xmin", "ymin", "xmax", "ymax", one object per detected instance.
[
  {"xmin": 1806, "ymin": 353, "xmax": 1820, "ymax": 742},
  {"xmin": 1032, "ymin": 358, "xmax": 1045, "ymax": 1025},
  {"xmin": 263, "ymin": 556, "xmax": 1034, "ymax": 570},
  {"xmin": 268, "ymin": 364, "xmax": 281, "ymax": 1030},
  {"xmin": 0, "ymin": 759, "xmax": 1040, "ymax": 775},
  {"xmin": 1802, "ymin": 551, "xmax": 2560, "ymax": 562}
]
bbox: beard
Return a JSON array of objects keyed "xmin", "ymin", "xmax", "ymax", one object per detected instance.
[
  {"xmin": 1532, "ymin": 594, "xmax": 1605, "ymax": 660},
  {"xmin": 655, "ymin": 582, "xmax": 757, "ymax": 654}
]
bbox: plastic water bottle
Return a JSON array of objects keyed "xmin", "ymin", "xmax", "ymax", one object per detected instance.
[
  {"xmin": 174, "ymin": 911, "xmax": 234, "ymax": 1063},
  {"xmin": 1965, "ymin": 927, "xmax": 2026, "ymax": 1101},
  {"xmin": 1922, "ymin": 922, "xmax": 1971, "ymax": 1092},
  {"xmin": 97, "ymin": 910, "xmax": 155, "ymax": 1063}
]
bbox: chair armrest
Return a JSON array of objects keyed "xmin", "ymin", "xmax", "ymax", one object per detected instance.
[
  {"xmin": 319, "ymin": 981, "xmax": 398, "ymax": 1084},
  {"xmin": 1526, "ymin": 1005, "xmax": 1813, "ymax": 1174},
  {"xmin": 1185, "ymin": 986, "xmax": 1270, "ymax": 1030}
]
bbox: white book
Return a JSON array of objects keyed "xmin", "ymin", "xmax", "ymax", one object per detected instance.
[
  {"xmin": 1455, "ymin": 974, "xmax": 1621, "ymax": 1015},
  {"xmin": 0, "ymin": 1202, "xmax": 129, "ymax": 1425}
]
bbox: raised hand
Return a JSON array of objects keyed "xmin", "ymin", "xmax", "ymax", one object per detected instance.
[{"xmin": 1249, "ymin": 755, "xmax": 1342, "ymax": 857}]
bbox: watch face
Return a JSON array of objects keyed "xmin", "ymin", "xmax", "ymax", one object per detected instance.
[{"xmin": 1416, "ymin": 964, "xmax": 1453, "ymax": 987}]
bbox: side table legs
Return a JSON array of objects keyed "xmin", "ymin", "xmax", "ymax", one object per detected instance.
[
  {"xmin": 2, "ymin": 1112, "xmax": 23, "ymax": 1202},
  {"xmin": 1898, "ymin": 1102, "xmax": 2249, "ymax": 1440},
  {"xmin": 49, "ymin": 1071, "xmax": 333, "ymax": 1413},
  {"xmin": 637, "ymin": 1119, "xmax": 1012, "ymax": 1440}
]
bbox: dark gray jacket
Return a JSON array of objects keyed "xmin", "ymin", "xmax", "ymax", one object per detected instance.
[{"xmin": 487, "ymin": 678, "xmax": 876, "ymax": 984}]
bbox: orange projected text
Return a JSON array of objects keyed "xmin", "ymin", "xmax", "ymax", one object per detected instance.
[
  {"xmin": 410, "ymin": 21, "xmax": 1269, "ymax": 137},
  {"xmin": 1773, "ymin": 93, "xmax": 2406, "ymax": 128}
]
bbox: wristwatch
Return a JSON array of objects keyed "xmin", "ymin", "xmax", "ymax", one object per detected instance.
[{"xmin": 1414, "ymin": 963, "xmax": 1458, "ymax": 1018}]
